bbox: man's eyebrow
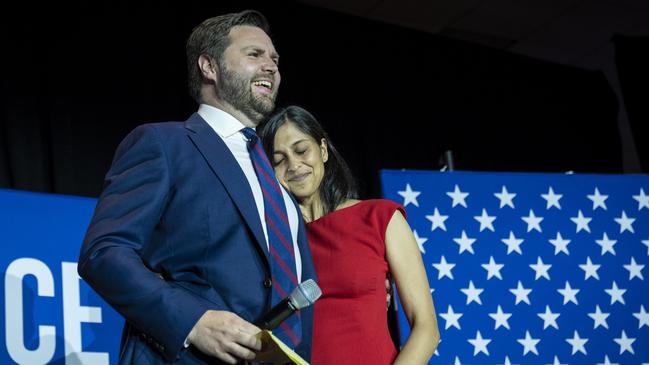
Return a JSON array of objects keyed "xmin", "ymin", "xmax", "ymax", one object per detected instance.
[
  {"xmin": 241, "ymin": 44, "xmax": 279, "ymax": 58},
  {"xmin": 241, "ymin": 46, "xmax": 280, "ymax": 61}
]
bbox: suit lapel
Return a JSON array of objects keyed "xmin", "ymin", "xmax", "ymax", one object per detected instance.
[{"xmin": 184, "ymin": 113, "xmax": 270, "ymax": 261}]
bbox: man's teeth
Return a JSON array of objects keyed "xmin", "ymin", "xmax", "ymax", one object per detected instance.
[{"xmin": 252, "ymin": 80, "xmax": 272, "ymax": 89}]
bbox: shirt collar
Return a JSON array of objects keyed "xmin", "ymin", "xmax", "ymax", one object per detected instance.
[{"xmin": 197, "ymin": 104, "xmax": 250, "ymax": 138}]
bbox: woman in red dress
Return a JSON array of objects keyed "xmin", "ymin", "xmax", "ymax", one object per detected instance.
[{"xmin": 259, "ymin": 106, "xmax": 439, "ymax": 364}]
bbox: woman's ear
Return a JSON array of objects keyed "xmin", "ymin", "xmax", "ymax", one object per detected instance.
[
  {"xmin": 198, "ymin": 54, "xmax": 218, "ymax": 82},
  {"xmin": 320, "ymin": 138, "xmax": 329, "ymax": 163}
]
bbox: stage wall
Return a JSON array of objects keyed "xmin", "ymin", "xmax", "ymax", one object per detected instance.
[
  {"xmin": 382, "ymin": 170, "xmax": 649, "ymax": 365},
  {"xmin": 2, "ymin": 169, "xmax": 648, "ymax": 364},
  {"xmin": 0, "ymin": 190, "xmax": 122, "ymax": 365}
]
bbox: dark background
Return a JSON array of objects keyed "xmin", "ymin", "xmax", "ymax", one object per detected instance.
[{"xmin": 1, "ymin": 1, "xmax": 647, "ymax": 199}]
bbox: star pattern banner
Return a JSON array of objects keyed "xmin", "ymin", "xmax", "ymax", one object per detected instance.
[{"xmin": 381, "ymin": 170, "xmax": 649, "ymax": 365}]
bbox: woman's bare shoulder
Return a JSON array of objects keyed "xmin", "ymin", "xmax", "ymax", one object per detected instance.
[{"xmin": 335, "ymin": 198, "xmax": 362, "ymax": 210}]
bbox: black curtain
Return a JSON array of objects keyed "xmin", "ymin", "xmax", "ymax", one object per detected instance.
[
  {"xmin": 0, "ymin": 0, "xmax": 625, "ymax": 199},
  {"xmin": 615, "ymin": 35, "xmax": 649, "ymax": 171}
]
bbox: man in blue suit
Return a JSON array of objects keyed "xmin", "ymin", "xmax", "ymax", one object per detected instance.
[{"xmin": 78, "ymin": 10, "xmax": 317, "ymax": 364}]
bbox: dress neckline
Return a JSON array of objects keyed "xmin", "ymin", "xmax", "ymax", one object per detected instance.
[{"xmin": 306, "ymin": 199, "xmax": 369, "ymax": 225}]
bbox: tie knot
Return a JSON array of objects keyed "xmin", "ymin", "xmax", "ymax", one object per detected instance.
[
  {"xmin": 241, "ymin": 127, "xmax": 259, "ymax": 150},
  {"xmin": 241, "ymin": 127, "xmax": 259, "ymax": 149},
  {"xmin": 241, "ymin": 127, "xmax": 257, "ymax": 140}
]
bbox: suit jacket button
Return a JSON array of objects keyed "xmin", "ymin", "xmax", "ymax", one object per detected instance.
[{"xmin": 263, "ymin": 278, "xmax": 272, "ymax": 288}]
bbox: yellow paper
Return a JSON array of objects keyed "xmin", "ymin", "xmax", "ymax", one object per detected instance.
[{"xmin": 258, "ymin": 330, "xmax": 310, "ymax": 365}]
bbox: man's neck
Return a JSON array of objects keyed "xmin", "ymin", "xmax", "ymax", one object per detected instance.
[{"xmin": 202, "ymin": 98, "xmax": 259, "ymax": 128}]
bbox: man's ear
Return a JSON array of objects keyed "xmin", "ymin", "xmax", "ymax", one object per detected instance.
[
  {"xmin": 198, "ymin": 55, "xmax": 218, "ymax": 82},
  {"xmin": 320, "ymin": 138, "xmax": 329, "ymax": 163}
]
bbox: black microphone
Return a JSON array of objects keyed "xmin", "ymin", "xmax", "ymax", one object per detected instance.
[{"xmin": 256, "ymin": 279, "xmax": 322, "ymax": 330}]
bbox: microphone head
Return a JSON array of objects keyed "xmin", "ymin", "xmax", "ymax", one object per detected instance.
[{"xmin": 288, "ymin": 279, "xmax": 322, "ymax": 310}]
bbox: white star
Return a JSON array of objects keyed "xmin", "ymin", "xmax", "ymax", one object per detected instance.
[
  {"xmin": 474, "ymin": 208, "xmax": 496, "ymax": 232},
  {"xmin": 482, "ymin": 256, "xmax": 504, "ymax": 280},
  {"xmin": 570, "ymin": 210, "xmax": 592, "ymax": 233},
  {"xmin": 517, "ymin": 331, "xmax": 540, "ymax": 355},
  {"xmin": 530, "ymin": 256, "xmax": 551, "ymax": 280},
  {"xmin": 439, "ymin": 304, "xmax": 463, "ymax": 330},
  {"xmin": 468, "ymin": 331, "xmax": 491, "ymax": 355},
  {"xmin": 538, "ymin": 305, "xmax": 560, "ymax": 329},
  {"xmin": 587, "ymin": 187, "xmax": 609, "ymax": 210},
  {"xmin": 447, "ymin": 184, "xmax": 469, "ymax": 208},
  {"xmin": 566, "ymin": 330, "xmax": 588, "ymax": 355},
  {"xmin": 614, "ymin": 211, "xmax": 635, "ymax": 233},
  {"xmin": 579, "ymin": 256, "xmax": 601, "ymax": 280},
  {"xmin": 588, "ymin": 305, "xmax": 610, "ymax": 329},
  {"xmin": 541, "ymin": 186, "xmax": 562, "ymax": 209},
  {"xmin": 499, "ymin": 356, "xmax": 515, "ymax": 365},
  {"xmin": 397, "ymin": 183, "xmax": 420, "ymax": 207},
  {"xmin": 557, "ymin": 281, "xmax": 579, "ymax": 305},
  {"xmin": 494, "ymin": 185, "xmax": 516, "ymax": 209},
  {"xmin": 624, "ymin": 257, "xmax": 644, "ymax": 280},
  {"xmin": 432, "ymin": 256, "xmax": 455, "ymax": 280},
  {"xmin": 605, "ymin": 281, "xmax": 626, "ymax": 305},
  {"xmin": 546, "ymin": 356, "xmax": 567, "ymax": 365},
  {"xmin": 521, "ymin": 209, "xmax": 543, "ymax": 232},
  {"xmin": 453, "ymin": 230, "xmax": 477, "ymax": 254},
  {"xmin": 643, "ymin": 238, "xmax": 649, "ymax": 255},
  {"xmin": 501, "ymin": 231, "xmax": 524, "ymax": 255},
  {"xmin": 596, "ymin": 232, "xmax": 617, "ymax": 256},
  {"xmin": 425, "ymin": 207, "xmax": 448, "ymax": 231},
  {"xmin": 412, "ymin": 230, "xmax": 428, "ymax": 254},
  {"xmin": 461, "ymin": 280, "xmax": 484, "ymax": 305},
  {"xmin": 510, "ymin": 280, "xmax": 532, "ymax": 305},
  {"xmin": 633, "ymin": 188, "xmax": 649, "ymax": 210},
  {"xmin": 613, "ymin": 330, "xmax": 635, "ymax": 354},
  {"xmin": 633, "ymin": 305, "xmax": 649, "ymax": 328},
  {"xmin": 597, "ymin": 355, "xmax": 619, "ymax": 365},
  {"xmin": 453, "ymin": 356, "xmax": 462, "ymax": 365},
  {"xmin": 489, "ymin": 305, "xmax": 512, "ymax": 330},
  {"xmin": 548, "ymin": 232, "xmax": 571, "ymax": 255}
]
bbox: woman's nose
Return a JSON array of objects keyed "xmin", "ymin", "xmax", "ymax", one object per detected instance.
[{"xmin": 287, "ymin": 160, "xmax": 299, "ymax": 172}]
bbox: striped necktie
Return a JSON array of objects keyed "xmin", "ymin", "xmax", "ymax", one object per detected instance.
[{"xmin": 241, "ymin": 127, "xmax": 301, "ymax": 347}]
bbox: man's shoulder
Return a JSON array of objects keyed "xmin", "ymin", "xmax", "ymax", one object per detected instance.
[
  {"xmin": 115, "ymin": 121, "xmax": 191, "ymax": 152},
  {"xmin": 134, "ymin": 121, "xmax": 187, "ymax": 133},
  {"xmin": 122, "ymin": 121, "xmax": 193, "ymax": 143}
]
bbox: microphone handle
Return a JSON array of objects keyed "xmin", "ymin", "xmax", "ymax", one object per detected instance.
[{"xmin": 256, "ymin": 297, "xmax": 295, "ymax": 330}]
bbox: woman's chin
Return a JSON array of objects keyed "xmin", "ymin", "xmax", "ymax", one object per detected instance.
[{"xmin": 290, "ymin": 187, "xmax": 316, "ymax": 202}]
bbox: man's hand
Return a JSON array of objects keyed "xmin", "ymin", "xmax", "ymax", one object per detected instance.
[
  {"xmin": 385, "ymin": 277, "xmax": 393, "ymax": 309},
  {"xmin": 253, "ymin": 330, "xmax": 292, "ymax": 364},
  {"xmin": 187, "ymin": 310, "xmax": 262, "ymax": 364}
]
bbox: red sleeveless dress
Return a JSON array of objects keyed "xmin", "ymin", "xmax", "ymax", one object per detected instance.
[{"xmin": 307, "ymin": 199, "xmax": 404, "ymax": 365}]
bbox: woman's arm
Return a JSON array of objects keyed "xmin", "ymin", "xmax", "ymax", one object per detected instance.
[{"xmin": 385, "ymin": 210, "xmax": 440, "ymax": 365}]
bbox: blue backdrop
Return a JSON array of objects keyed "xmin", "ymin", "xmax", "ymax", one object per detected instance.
[
  {"xmin": 2, "ymin": 169, "xmax": 648, "ymax": 364},
  {"xmin": 0, "ymin": 189, "xmax": 122, "ymax": 365},
  {"xmin": 382, "ymin": 170, "xmax": 649, "ymax": 365}
]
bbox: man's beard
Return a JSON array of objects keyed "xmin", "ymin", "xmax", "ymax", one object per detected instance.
[{"xmin": 218, "ymin": 63, "xmax": 277, "ymax": 123}]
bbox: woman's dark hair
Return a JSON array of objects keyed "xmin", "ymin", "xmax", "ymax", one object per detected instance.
[{"xmin": 258, "ymin": 106, "xmax": 358, "ymax": 215}]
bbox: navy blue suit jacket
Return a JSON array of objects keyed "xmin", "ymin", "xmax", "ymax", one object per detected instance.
[{"xmin": 78, "ymin": 113, "xmax": 317, "ymax": 364}]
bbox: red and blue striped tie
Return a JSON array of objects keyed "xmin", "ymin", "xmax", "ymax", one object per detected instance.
[{"xmin": 241, "ymin": 127, "xmax": 301, "ymax": 347}]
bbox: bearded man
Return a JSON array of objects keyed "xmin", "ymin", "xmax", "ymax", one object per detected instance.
[{"xmin": 78, "ymin": 10, "xmax": 317, "ymax": 365}]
